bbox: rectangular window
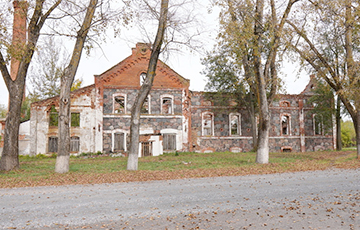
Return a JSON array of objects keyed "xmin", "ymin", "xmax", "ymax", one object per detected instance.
[
  {"xmin": 203, "ymin": 113, "xmax": 213, "ymax": 136},
  {"xmin": 163, "ymin": 134, "xmax": 176, "ymax": 151},
  {"xmin": 141, "ymin": 142, "xmax": 152, "ymax": 157},
  {"xmin": 230, "ymin": 114, "xmax": 241, "ymax": 135},
  {"xmin": 49, "ymin": 105, "xmax": 58, "ymax": 127},
  {"xmin": 114, "ymin": 133, "xmax": 125, "ymax": 151},
  {"xmin": 162, "ymin": 97, "xmax": 172, "ymax": 114},
  {"xmin": 70, "ymin": 136, "xmax": 80, "ymax": 152},
  {"xmin": 71, "ymin": 113, "xmax": 80, "ymax": 127},
  {"xmin": 314, "ymin": 115, "xmax": 323, "ymax": 135},
  {"xmin": 114, "ymin": 96, "xmax": 125, "ymax": 114},
  {"xmin": 48, "ymin": 136, "xmax": 58, "ymax": 152},
  {"xmin": 141, "ymin": 96, "xmax": 150, "ymax": 114},
  {"xmin": 281, "ymin": 115, "xmax": 290, "ymax": 135}
]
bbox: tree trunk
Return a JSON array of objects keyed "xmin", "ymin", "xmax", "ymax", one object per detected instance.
[
  {"xmin": 356, "ymin": 110, "xmax": 360, "ymax": 159},
  {"xmin": 0, "ymin": 82, "xmax": 25, "ymax": 171},
  {"xmin": 127, "ymin": 0, "xmax": 169, "ymax": 171},
  {"xmin": 55, "ymin": 0, "xmax": 98, "ymax": 173},
  {"xmin": 336, "ymin": 96, "xmax": 342, "ymax": 150}
]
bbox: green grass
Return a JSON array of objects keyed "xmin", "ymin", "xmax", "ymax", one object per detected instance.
[{"xmin": 0, "ymin": 150, "xmax": 358, "ymax": 188}]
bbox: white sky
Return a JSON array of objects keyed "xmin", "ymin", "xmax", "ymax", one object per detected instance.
[{"xmin": 0, "ymin": 2, "xmax": 310, "ymax": 107}]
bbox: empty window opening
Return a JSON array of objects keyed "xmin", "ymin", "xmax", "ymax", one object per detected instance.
[
  {"xmin": 114, "ymin": 96, "xmax": 125, "ymax": 114},
  {"xmin": 48, "ymin": 136, "xmax": 58, "ymax": 153},
  {"xmin": 281, "ymin": 115, "xmax": 290, "ymax": 135},
  {"xmin": 163, "ymin": 134, "xmax": 176, "ymax": 151},
  {"xmin": 49, "ymin": 105, "xmax": 58, "ymax": 127},
  {"xmin": 141, "ymin": 142, "xmax": 152, "ymax": 157},
  {"xmin": 203, "ymin": 113, "xmax": 214, "ymax": 136},
  {"xmin": 314, "ymin": 115, "xmax": 323, "ymax": 135},
  {"xmin": 141, "ymin": 96, "xmax": 150, "ymax": 114},
  {"xmin": 71, "ymin": 113, "xmax": 80, "ymax": 127},
  {"xmin": 140, "ymin": 72, "xmax": 147, "ymax": 86},
  {"xmin": 70, "ymin": 136, "xmax": 80, "ymax": 152},
  {"xmin": 162, "ymin": 97, "xmax": 172, "ymax": 114},
  {"xmin": 114, "ymin": 133, "xmax": 125, "ymax": 151},
  {"xmin": 282, "ymin": 147, "xmax": 292, "ymax": 152},
  {"xmin": 230, "ymin": 114, "xmax": 241, "ymax": 135}
]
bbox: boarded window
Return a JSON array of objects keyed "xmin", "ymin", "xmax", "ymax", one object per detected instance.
[
  {"xmin": 114, "ymin": 96, "xmax": 125, "ymax": 114},
  {"xmin": 203, "ymin": 113, "xmax": 213, "ymax": 136},
  {"xmin": 163, "ymin": 134, "xmax": 176, "ymax": 151},
  {"xmin": 48, "ymin": 136, "xmax": 58, "ymax": 152},
  {"xmin": 281, "ymin": 115, "xmax": 290, "ymax": 135},
  {"xmin": 141, "ymin": 96, "xmax": 149, "ymax": 114},
  {"xmin": 162, "ymin": 97, "xmax": 172, "ymax": 114},
  {"xmin": 314, "ymin": 115, "xmax": 323, "ymax": 135},
  {"xmin": 230, "ymin": 114, "xmax": 241, "ymax": 135},
  {"xmin": 49, "ymin": 105, "xmax": 58, "ymax": 127},
  {"xmin": 71, "ymin": 113, "xmax": 80, "ymax": 127},
  {"xmin": 114, "ymin": 133, "xmax": 125, "ymax": 151},
  {"xmin": 70, "ymin": 136, "xmax": 80, "ymax": 152},
  {"xmin": 141, "ymin": 142, "xmax": 152, "ymax": 157}
]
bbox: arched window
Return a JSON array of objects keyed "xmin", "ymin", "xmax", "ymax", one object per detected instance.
[
  {"xmin": 202, "ymin": 112, "xmax": 214, "ymax": 136},
  {"xmin": 140, "ymin": 72, "xmax": 147, "ymax": 86},
  {"xmin": 70, "ymin": 136, "xmax": 80, "ymax": 152},
  {"xmin": 229, "ymin": 113, "xmax": 241, "ymax": 135}
]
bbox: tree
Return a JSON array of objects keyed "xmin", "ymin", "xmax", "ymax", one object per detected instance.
[
  {"xmin": 202, "ymin": 47, "xmax": 259, "ymax": 150},
  {"xmin": 0, "ymin": 0, "xmax": 62, "ymax": 171},
  {"xmin": 28, "ymin": 36, "xmax": 66, "ymax": 101},
  {"xmin": 209, "ymin": 0, "xmax": 299, "ymax": 163},
  {"xmin": 286, "ymin": 0, "xmax": 360, "ymax": 158},
  {"xmin": 127, "ymin": 0, "xmax": 169, "ymax": 171},
  {"xmin": 55, "ymin": 0, "xmax": 98, "ymax": 173}
]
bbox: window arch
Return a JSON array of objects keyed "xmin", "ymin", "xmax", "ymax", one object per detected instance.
[
  {"xmin": 113, "ymin": 93, "xmax": 127, "ymax": 114},
  {"xmin": 160, "ymin": 94, "xmax": 174, "ymax": 114},
  {"xmin": 202, "ymin": 112, "xmax": 214, "ymax": 136},
  {"xmin": 280, "ymin": 100, "xmax": 290, "ymax": 107},
  {"xmin": 229, "ymin": 113, "xmax": 241, "ymax": 136},
  {"xmin": 281, "ymin": 113, "xmax": 291, "ymax": 135},
  {"xmin": 140, "ymin": 72, "xmax": 147, "ymax": 86}
]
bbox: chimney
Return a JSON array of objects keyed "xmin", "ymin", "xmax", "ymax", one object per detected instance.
[{"xmin": 10, "ymin": 0, "xmax": 28, "ymax": 81}]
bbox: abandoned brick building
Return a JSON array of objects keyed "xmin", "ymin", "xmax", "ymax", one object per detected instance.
[{"xmin": 29, "ymin": 43, "xmax": 336, "ymax": 156}]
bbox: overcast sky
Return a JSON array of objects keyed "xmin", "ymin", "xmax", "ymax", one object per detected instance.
[{"xmin": 0, "ymin": 1, "xmax": 310, "ymax": 107}]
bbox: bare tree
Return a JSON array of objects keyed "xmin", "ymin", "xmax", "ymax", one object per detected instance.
[
  {"xmin": 0, "ymin": 0, "xmax": 61, "ymax": 171},
  {"xmin": 127, "ymin": 0, "xmax": 169, "ymax": 171}
]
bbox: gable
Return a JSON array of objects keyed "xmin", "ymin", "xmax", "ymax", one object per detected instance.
[{"xmin": 95, "ymin": 43, "xmax": 189, "ymax": 89}]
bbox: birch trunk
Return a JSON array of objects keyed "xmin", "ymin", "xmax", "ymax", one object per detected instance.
[{"xmin": 127, "ymin": 0, "xmax": 169, "ymax": 171}]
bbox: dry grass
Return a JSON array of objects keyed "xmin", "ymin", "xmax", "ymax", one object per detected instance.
[{"xmin": 0, "ymin": 150, "xmax": 358, "ymax": 188}]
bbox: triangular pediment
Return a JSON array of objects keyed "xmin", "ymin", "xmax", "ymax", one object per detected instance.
[{"xmin": 95, "ymin": 43, "xmax": 189, "ymax": 89}]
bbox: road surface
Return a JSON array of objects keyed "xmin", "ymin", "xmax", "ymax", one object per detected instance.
[{"xmin": 0, "ymin": 168, "xmax": 359, "ymax": 229}]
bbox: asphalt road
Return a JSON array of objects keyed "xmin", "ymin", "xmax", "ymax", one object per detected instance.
[{"xmin": 0, "ymin": 168, "xmax": 359, "ymax": 229}]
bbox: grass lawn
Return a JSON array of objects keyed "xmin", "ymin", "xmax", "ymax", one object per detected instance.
[{"xmin": 0, "ymin": 150, "xmax": 359, "ymax": 188}]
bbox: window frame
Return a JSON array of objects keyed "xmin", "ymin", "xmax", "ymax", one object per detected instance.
[
  {"xmin": 141, "ymin": 95, "xmax": 151, "ymax": 114},
  {"xmin": 70, "ymin": 136, "xmax": 80, "ymax": 152},
  {"xmin": 160, "ymin": 94, "xmax": 174, "ymax": 115},
  {"xmin": 71, "ymin": 112, "xmax": 80, "ymax": 127},
  {"xmin": 113, "ymin": 132, "xmax": 126, "ymax": 152},
  {"xmin": 140, "ymin": 72, "xmax": 147, "ymax": 86},
  {"xmin": 49, "ymin": 105, "xmax": 58, "ymax": 127},
  {"xmin": 229, "ymin": 113, "xmax": 241, "ymax": 136},
  {"xmin": 313, "ymin": 114, "xmax": 323, "ymax": 135},
  {"xmin": 48, "ymin": 136, "xmax": 58, "ymax": 153},
  {"xmin": 163, "ymin": 133, "xmax": 177, "ymax": 151},
  {"xmin": 202, "ymin": 111, "xmax": 214, "ymax": 136},
  {"xmin": 280, "ymin": 113, "xmax": 291, "ymax": 136},
  {"xmin": 113, "ymin": 93, "xmax": 127, "ymax": 114}
]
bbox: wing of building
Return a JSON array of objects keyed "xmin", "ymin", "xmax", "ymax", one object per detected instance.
[{"xmin": 26, "ymin": 43, "xmax": 336, "ymax": 157}]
